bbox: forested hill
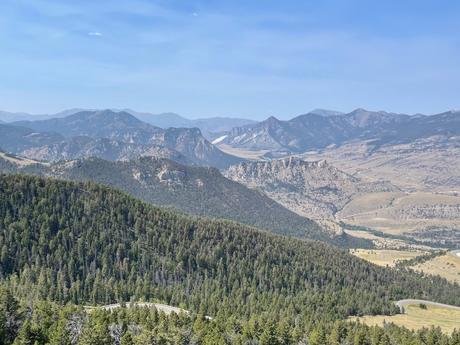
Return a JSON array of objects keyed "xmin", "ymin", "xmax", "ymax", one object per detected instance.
[
  {"xmin": 0, "ymin": 154, "xmax": 368, "ymax": 246},
  {"xmin": 30, "ymin": 157, "xmax": 352, "ymax": 244},
  {"xmin": 1, "ymin": 174, "xmax": 460, "ymax": 323}
]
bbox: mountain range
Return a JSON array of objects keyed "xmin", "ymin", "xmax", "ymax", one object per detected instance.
[
  {"xmin": 0, "ymin": 108, "xmax": 256, "ymax": 139},
  {"xmin": 0, "ymin": 110, "xmax": 242, "ymax": 169},
  {"xmin": 2, "ymin": 106, "xmax": 460, "ymax": 245},
  {"xmin": 124, "ymin": 109, "xmax": 256, "ymax": 138},
  {"xmin": 5, "ymin": 107, "xmax": 460, "ymax": 167},
  {"xmin": 220, "ymin": 108, "xmax": 460, "ymax": 153}
]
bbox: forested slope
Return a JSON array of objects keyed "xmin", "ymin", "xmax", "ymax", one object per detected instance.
[
  {"xmin": 1, "ymin": 174, "xmax": 459, "ymax": 324},
  {"xmin": 0, "ymin": 155, "xmax": 367, "ymax": 246},
  {"xmin": 38, "ymin": 157, "xmax": 341, "ymax": 243}
]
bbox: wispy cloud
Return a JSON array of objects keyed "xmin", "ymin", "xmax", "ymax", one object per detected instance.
[{"xmin": 88, "ymin": 31, "xmax": 102, "ymax": 36}]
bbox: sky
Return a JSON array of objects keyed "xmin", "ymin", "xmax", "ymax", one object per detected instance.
[{"xmin": 1, "ymin": 0, "xmax": 459, "ymax": 120}]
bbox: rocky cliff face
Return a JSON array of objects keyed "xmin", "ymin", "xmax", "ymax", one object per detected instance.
[
  {"xmin": 224, "ymin": 157, "xmax": 398, "ymax": 219},
  {"xmin": 20, "ymin": 137, "xmax": 191, "ymax": 164},
  {"xmin": 149, "ymin": 127, "xmax": 242, "ymax": 169}
]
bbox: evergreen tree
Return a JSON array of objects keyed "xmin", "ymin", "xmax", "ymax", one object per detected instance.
[
  {"xmin": 259, "ymin": 322, "xmax": 280, "ymax": 345},
  {"xmin": 0, "ymin": 287, "xmax": 22, "ymax": 345},
  {"xmin": 120, "ymin": 332, "xmax": 134, "ymax": 345},
  {"xmin": 309, "ymin": 325, "xmax": 327, "ymax": 345}
]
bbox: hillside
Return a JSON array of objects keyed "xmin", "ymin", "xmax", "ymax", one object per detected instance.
[
  {"xmin": 224, "ymin": 157, "xmax": 397, "ymax": 219},
  {"xmin": 296, "ymin": 138, "xmax": 460, "ymax": 243},
  {"xmin": 19, "ymin": 136, "xmax": 191, "ymax": 164},
  {"xmin": 1, "ymin": 174, "xmax": 460, "ymax": 323},
  {"xmin": 10, "ymin": 156, "xmax": 345, "ymax": 243},
  {"xmin": 0, "ymin": 123, "xmax": 64, "ymax": 153},
  {"xmin": 0, "ymin": 152, "xmax": 39, "ymax": 170},
  {"xmin": 302, "ymin": 135, "xmax": 460, "ymax": 191},
  {"xmin": 0, "ymin": 110, "xmax": 54, "ymax": 122}
]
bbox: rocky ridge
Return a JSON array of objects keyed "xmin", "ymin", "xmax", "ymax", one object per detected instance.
[{"xmin": 224, "ymin": 157, "xmax": 398, "ymax": 219}]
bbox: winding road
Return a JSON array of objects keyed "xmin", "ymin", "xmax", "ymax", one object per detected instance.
[
  {"xmin": 449, "ymin": 249, "xmax": 460, "ymax": 259},
  {"xmin": 396, "ymin": 299, "xmax": 460, "ymax": 313},
  {"xmin": 395, "ymin": 250, "xmax": 460, "ymax": 313},
  {"xmin": 89, "ymin": 302, "xmax": 212, "ymax": 319},
  {"xmin": 89, "ymin": 302, "xmax": 188, "ymax": 315}
]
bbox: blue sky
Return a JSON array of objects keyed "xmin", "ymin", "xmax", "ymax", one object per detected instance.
[{"xmin": 1, "ymin": 0, "xmax": 459, "ymax": 119}]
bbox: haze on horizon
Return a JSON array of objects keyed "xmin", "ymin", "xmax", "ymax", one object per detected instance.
[{"xmin": 1, "ymin": 0, "xmax": 459, "ymax": 120}]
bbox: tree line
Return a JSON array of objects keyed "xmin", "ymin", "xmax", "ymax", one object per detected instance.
[{"xmin": 2, "ymin": 289, "xmax": 460, "ymax": 345}]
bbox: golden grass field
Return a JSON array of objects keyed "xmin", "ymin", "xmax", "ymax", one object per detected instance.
[
  {"xmin": 414, "ymin": 253, "xmax": 460, "ymax": 284},
  {"xmin": 351, "ymin": 246, "xmax": 460, "ymax": 286},
  {"xmin": 350, "ymin": 249, "xmax": 424, "ymax": 267},
  {"xmin": 351, "ymin": 303, "xmax": 460, "ymax": 334},
  {"xmin": 0, "ymin": 152, "xmax": 41, "ymax": 166},
  {"xmin": 339, "ymin": 191, "xmax": 460, "ymax": 234},
  {"xmin": 344, "ymin": 230, "xmax": 431, "ymax": 250}
]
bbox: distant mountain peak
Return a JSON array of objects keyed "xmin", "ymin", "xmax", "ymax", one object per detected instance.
[
  {"xmin": 70, "ymin": 109, "xmax": 142, "ymax": 121},
  {"xmin": 266, "ymin": 115, "xmax": 280, "ymax": 122},
  {"xmin": 262, "ymin": 116, "xmax": 282, "ymax": 128},
  {"xmin": 349, "ymin": 108, "xmax": 376, "ymax": 115}
]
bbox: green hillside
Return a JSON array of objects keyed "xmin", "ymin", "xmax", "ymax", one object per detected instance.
[
  {"xmin": 1, "ymin": 155, "xmax": 368, "ymax": 246},
  {"xmin": 1, "ymin": 174, "xmax": 459, "ymax": 324}
]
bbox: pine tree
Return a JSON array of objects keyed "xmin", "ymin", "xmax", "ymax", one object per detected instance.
[
  {"xmin": 12, "ymin": 320, "xmax": 35, "ymax": 345},
  {"xmin": 259, "ymin": 322, "xmax": 280, "ymax": 345},
  {"xmin": 0, "ymin": 287, "xmax": 23, "ymax": 345},
  {"xmin": 354, "ymin": 329, "xmax": 369, "ymax": 345},
  {"xmin": 120, "ymin": 332, "xmax": 134, "ymax": 345},
  {"xmin": 309, "ymin": 325, "xmax": 327, "ymax": 345},
  {"xmin": 329, "ymin": 321, "xmax": 347, "ymax": 345},
  {"xmin": 78, "ymin": 321, "xmax": 111, "ymax": 345}
]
